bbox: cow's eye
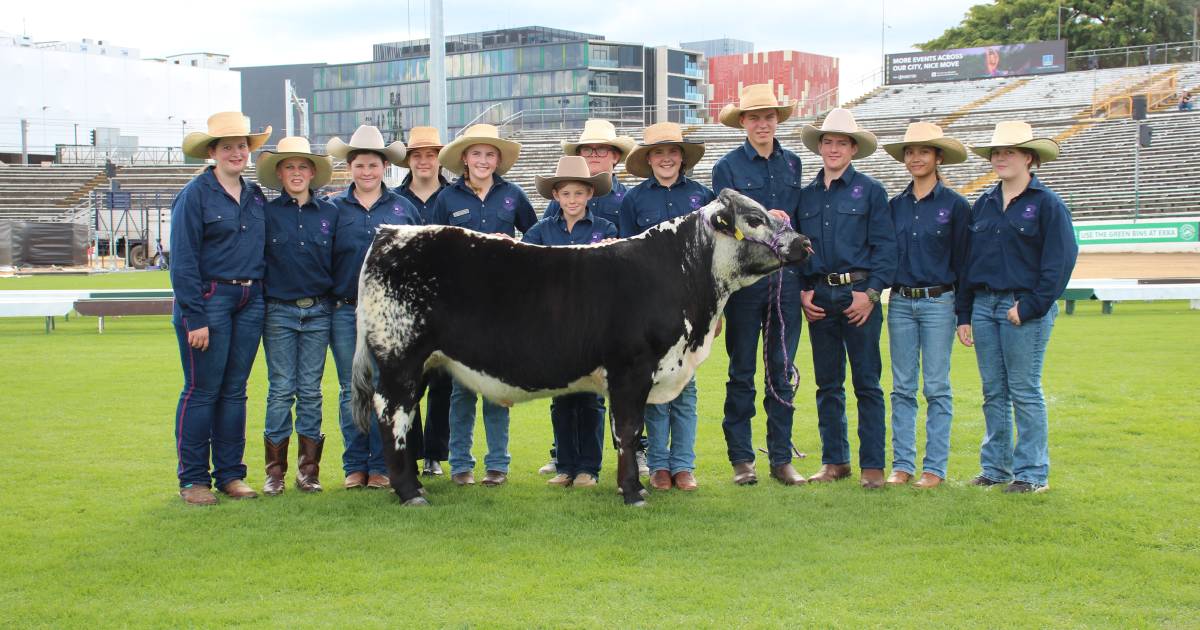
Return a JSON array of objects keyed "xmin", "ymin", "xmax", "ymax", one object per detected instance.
[{"xmin": 746, "ymin": 216, "xmax": 764, "ymax": 228}]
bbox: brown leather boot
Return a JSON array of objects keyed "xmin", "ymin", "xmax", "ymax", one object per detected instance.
[
  {"xmin": 886, "ymin": 470, "xmax": 912, "ymax": 486},
  {"xmin": 296, "ymin": 434, "xmax": 325, "ymax": 492},
  {"xmin": 263, "ymin": 437, "xmax": 288, "ymax": 496},
  {"xmin": 770, "ymin": 463, "xmax": 807, "ymax": 486},
  {"xmin": 860, "ymin": 468, "xmax": 885, "ymax": 489},
  {"xmin": 808, "ymin": 463, "xmax": 852, "ymax": 483},
  {"xmin": 732, "ymin": 462, "xmax": 758, "ymax": 486}
]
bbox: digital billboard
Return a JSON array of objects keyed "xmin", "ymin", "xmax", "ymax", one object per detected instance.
[{"xmin": 886, "ymin": 40, "xmax": 1067, "ymax": 85}]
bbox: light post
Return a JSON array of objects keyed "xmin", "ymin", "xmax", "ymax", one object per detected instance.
[{"xmin": 559, "ymin": 97, "xmax": 570, "ymax": 130}]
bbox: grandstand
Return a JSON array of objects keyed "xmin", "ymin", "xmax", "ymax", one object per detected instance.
[{"xmin": 1, "ymin": 59, "xmax": 1198, "ymax": 254}]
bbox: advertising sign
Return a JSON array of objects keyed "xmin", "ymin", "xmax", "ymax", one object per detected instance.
[{"xmin": 886, "ymin": 40, "xmax": 1067, "ymax": 85}]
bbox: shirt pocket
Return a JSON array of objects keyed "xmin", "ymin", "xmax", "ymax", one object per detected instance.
[
  {"xmin": 837, "ymin": 200, "xmax": 867, "ymax": 219},
  {"xmin": 923, "ymin": 223, "xmax": 951, "ymax": 257},
  {"xmin": 268, "ymin": 231, "xmax": 290, "ymax": 248},
  {"xmin": 1007, "ymin": 216, "xmax": 1040, "ymax": 238},
  {"xmin": 449, "ymin": 209, "xmax": 472, "ymax": 227},
  {"xmin": 635, "ymin": 207, "xmax": 663, "ymax": 228},
  {"xmin": 495, "ymin": 206, "xmax": 516, "ymax": 227},
  {"xmin": 797, "ymin": 205, "xmax": 821, "ymax": 235}
]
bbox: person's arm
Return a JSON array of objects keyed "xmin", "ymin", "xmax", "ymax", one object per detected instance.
[
  {"xmin": 168, "ymin": 185, "xmax": 208, "ymax": 332},
  {"xmin": 618, "ymin": 188, "xmax": 639, "ymax": 238},
  {"xmin": 865, "ymin": 182, "xmax": 897, "ymax": 293},
  {"xmin": 514, "ymin": 190, "xmax": 537, "ymax": 233},
  {"xmin": 1016, "ymin": 196, "xmax": 1078, "ymax": 323},
  {"xmin": 603, "ymin": 220, "xmax": 618, "ymax": 240},
  {"xmin": 711, "ymin": 159, "xmax": 732, "ymax": 196},
  {"xmin": 428, "ymin": 192, "xmax": 448, "ymax": 226},
  {"xmin": 520, "ymin": 222, "xmax": 544, "ymax": 245}
]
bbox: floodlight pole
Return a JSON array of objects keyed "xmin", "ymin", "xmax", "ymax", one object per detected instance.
[
  {"xmin": 1133, "ymin": 123, "xmax": 1140, "ymax": 222},
  {"xmin": 429, "ymin": 0, "xmax": 447, "ymax": 141}
]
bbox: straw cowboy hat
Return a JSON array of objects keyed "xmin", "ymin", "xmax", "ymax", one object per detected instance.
[
  {"xmin": 438, "ymin": 124, "xmax": 522, "ymax": 176},
  {"xmin": 970, "ymin": 121, "xmax": 1060, "ymax": 163},
  {"xmin": 327, "ymin": 125, "xmax": 407, "ymax": 164},
  {"xmin": 254, "ymin": 136, "xmax": 333, "ymax": 191},
  {"xmin": 719, "ymin": 83, "xmax": 795, "ymax": 128},
  {"xmin": 399, "ymin": 126, "xmax": 445, "ymax": 167},
  {"xmin": 883, "ymin": 122, "xmax": 968, "ymax": 165},
  {"xmin": 801, "ymin": 107, "xmax": 877, "ymax": 159},
  {"xmin": 624, "ymin": 122, "xmax": 706, "ymax": 179},
  {"xmin": 534, "ymin": 155, "xmax": 613, "ymax": 200},
  {"xmin": 182, "ymin": 112, "xmax": 272, "ymax": 159},
  {"xmin": 561, "ymin": 119, "xmax": 636, "ymax": 163}
]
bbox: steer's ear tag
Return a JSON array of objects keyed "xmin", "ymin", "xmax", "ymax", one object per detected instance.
[{"xmin": 734, "ymin": 227, "xmax": 745, "ymax": 240}]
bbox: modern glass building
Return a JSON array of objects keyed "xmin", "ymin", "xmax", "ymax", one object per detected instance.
[
  {"xmin": 311, "ymin": 26, "xmax": 648, "ymax": 145},
  {"xmin": 644, "ymin": 46, "xmax": 707, "ymax": 125}
]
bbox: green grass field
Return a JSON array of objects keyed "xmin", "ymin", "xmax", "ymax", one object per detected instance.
[{"xmin": 2, "ymin": 272, "xmax": 1197, "ymax": 627}]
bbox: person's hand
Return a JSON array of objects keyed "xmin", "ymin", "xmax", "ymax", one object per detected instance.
[
  {"xmin": 768, "ymin": 209, "xmax": 791, "ymax": 226},
  {"xmin": 843, "ymin": 291, "xmax": 874, "ymax": 327},
  {"xmin": 957, "ymin": 324, "xmax": 974, "ymax": 347},
  {"xmin": 188, "ymin": 327, "xmax": 210, "ymax": 351},
  {"xmin": 801, "ymin": 290, "xmax": 825, "ymax": 322},
  {"xmin": 1007, "ymin": 302, "xmax": 1022, "ymax": 326}
]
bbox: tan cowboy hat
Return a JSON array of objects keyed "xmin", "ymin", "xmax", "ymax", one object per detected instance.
[
  {"xmin": 534, "ymin": 156, "xmax": 613, "ymax": 200},
  {"xmin": 438, "ymin": 124, "xmax": 521, "ymax": 176},
  {"xmin": 719, "ymin": 83, "xmax": 795, "ymax": 128},
  {"xmin": 624, "ymin": 122, "xmax": 706, "ymax": 179},
  {"xmin": 327, "ymin": 125, "xmax": 407, "ymax": 164},
  {"xmin": 801, "ymin": 107, "xmax": 877, "ymax": 159},
  {"xmin": 399, "ymin": 126, "xmax": 445, "ymax": 167},
  {"xmin": 254, "ymin": 136, "xmax": 333, "ymax": 191},
  {"xmin": 883, "ymin": 122, "xmax": 968, "ymax": 165},
  {"xmin": 561, "ymin": 119, "xmax": 636, "ymax": 163},
  {"xmin": 182, "ymin": 112, "xmax": 272, "ymax": 159},
  {"xmin": 970, "ymin": 121, "xmax": 1060, "ymax": 163}
]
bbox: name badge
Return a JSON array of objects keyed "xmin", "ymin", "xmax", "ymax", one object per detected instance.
[{"xmin": 452, "ymin": 209, "xmax": 470, "ymax": 218}]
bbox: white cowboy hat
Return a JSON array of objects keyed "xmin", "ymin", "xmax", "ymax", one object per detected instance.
[
  {"xmin": 801, "ymin": 107, "xmax": 877, "ymax": 159},
  {"xmin": 327, "ymin": 125, "xmax": 407, "ymax": 164},
  {"xmin": 882, "ymin": 122, "xmax": 968, "ymax": 165},
  {"xmin": 254, "ymin": 136, "xmax": 334, "ymax": 191},
  {"xmin": 970, "ymin": 121, "xmax": 1060, "ymax": 163},
  {"xmin": 561, "ymin": 119, "xmax": 636, "ymax": 163},
  {"xmin": 182, "ymin": 112, "xmax": 272, "ymax": 159},
  {"xmin": 534, "ymin": 155, "xmax": 613, "ymax": 200},
  {"xmin": 399, "ymin": 126, "xmax": 445, "ymax": 168},
  {"xmin": 438, "ymin": 124, "xmax": 522, "ymax": 176},
  {"xmin": 718, "ymin": 83, "xmax": 795, "ymax": 129},
  {"xmin": 624, "ymin": 122, "xmax": 706, "ymax": 179}
]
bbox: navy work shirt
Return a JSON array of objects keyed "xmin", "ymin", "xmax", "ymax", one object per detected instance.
[
  {"xmin": 956, "ymin": 175, "xmax": 1078, "ymax": 324},
  {"xmin": 542, "ymin": 174, "xmax": 628, "ymax": 226},
  {"xmin": 796, "ymin": 164, "xmax": 896, "ymax": 293},
  {"xmin": 329, "ymin": 183, "xmax": 422, "ymax": 301},
  {"xmin": 169, "ymin": 167, "xmax": 267, "ymax": 331},
  {"xmin": 522, "ymin": 210, "xmax": 617, "ymax": 246},
  {"xmin": 428, "ymin": 174, "xmax": 537, "ymax": 235},
  {"xmin": 712, "ymin": 139, "xmax": 803, "ymax": 214},
  {"xmin": 617, "ymin": 175, "xmax": 715, "ymax": 238},
  {"xmin": 398, "ymin": 172, "xmax": 449, "ymax": 223},
  {"xmin": 890, "ymin": 180, "xmax": 970, "ymax": 289},
  {"xmin": 263, "ymin": 190, "xmax": 340, "ymax": 301}
]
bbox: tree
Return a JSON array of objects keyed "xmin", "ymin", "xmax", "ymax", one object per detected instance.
[{"xmin": 917, "ymin": 0, "xmax": 1200, "ymax": 52}]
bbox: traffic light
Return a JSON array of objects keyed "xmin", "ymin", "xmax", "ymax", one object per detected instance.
[
  {"xmin": 1138, "ymin": 124, "xmax": 1153, "ymax": 148},
  {"xmin": 89, "ymin": 129, "xmax": 96, "ymax": 146},
  {"xmin": 1131, "ymin": 95, "xmax": 1147, "ymax": 120}
]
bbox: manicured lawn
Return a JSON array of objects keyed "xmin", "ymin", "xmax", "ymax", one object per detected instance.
[{"xmin": 1, "ymin": 273, "xmax": 1197, "ymax": 627}]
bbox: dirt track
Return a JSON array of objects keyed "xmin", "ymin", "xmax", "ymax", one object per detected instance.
[{"xmin": 1073, "ymin": 253, "xmax": 1200, "ymax": 279}]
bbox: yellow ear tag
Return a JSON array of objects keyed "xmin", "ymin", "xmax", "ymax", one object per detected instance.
[{"xmin": 734, "ymin": 228, "xmax": 745, "ymax": 240}]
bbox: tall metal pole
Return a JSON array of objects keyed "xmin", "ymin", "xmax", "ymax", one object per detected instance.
[
  {"xmin": 20, "ymin": 119, "xmax": 29, "ymax": 165},
  {"xmin": 429, "ymin": 0, "xmax": 447, "ymax": 140},
  {"xmin": 1133, "ymin": 124, "xmax": 1140, "ymax": 221},
  {"xmin": 285, "ymin": 79, "xmax": 295, "ymax": 138}
]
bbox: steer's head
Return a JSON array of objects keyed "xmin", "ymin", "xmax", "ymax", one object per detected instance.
[{"xmin": 704, "ymin": 189, "xmax": 811, "ymax": 287}]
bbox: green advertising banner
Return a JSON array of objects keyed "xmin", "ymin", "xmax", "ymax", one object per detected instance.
[{"xmin": 1075, "ymin": 221, "xmax": 1200, "ymax": 245}]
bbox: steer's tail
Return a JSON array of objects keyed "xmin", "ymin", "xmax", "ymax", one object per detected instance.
[{"xmin": 351, "ymin": 320, "xmax": 376, "ymax": 434}]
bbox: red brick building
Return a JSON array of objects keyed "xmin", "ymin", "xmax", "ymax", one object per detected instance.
[{"xmin": 707, "ymin": 50, "xmax": 839, "ymax": 119}]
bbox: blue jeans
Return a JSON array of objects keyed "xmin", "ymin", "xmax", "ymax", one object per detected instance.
[
  {"xmin": 263, "ymin": 300, "xmax": 332, "ymax": 444},
  {"xmin": 971, "ymin": 290, "xmax": 1057, "ymax": 486},
  {"xmin": 807, "ymin": 284, "xmax": 886, "ymax": 469},
  {"xmin": 329, "ymin": 303, "xmax": 387, "ymax": 475},
  {"xmin": 172, "ymin": 282, "xmax": 264, "ymax": 489},
  {"xmin": 722, "ymin": 272, "xmax": 803, "ymax": 466},
  {"xmin": 644, "ymin": 378, "xmax": 698, "ymax": 474},
  {"xmin": 551, "ymin": 393, "xmax": 605, "ymax": 478},
  {"xmin": 448, "ymin": 380, "xmax": 511, "ymax": 475},
  {"xmin": 887, "ymin": 292, "xmax": 956, "ymax": 478}
]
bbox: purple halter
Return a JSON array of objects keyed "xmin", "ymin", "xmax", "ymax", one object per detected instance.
[{"xmin": 740, "ymin": 222, "xmax": 800, "ymax": 409}]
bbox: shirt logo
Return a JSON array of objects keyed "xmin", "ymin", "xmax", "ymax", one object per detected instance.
[
  {"xmin": 850, "ymin": 185, "xmax": 864, "ymax": 200},
  {"xmin": 320, "ymin": 219, "xmax": 331, "ymax": 234},
  {"xmin": 503, "ymin": 197, "xmax": 515, "ymax": 210},
  {"xmin": 392, "ymin": 204, "xmax": 405, "ymax": 217},
  {"xmin": 614, "ymin": 190, "xmax": 624, "ymax": 199},
  {"xmin": 936, "ymin": 208, "xmax": 951, "ymax": 224},
  {"xmin": 452, "ymin": 209, "xmax": 470, "ymax": 218},
  {"xmin": 254, "ymin": 194, "xmax": 265, "ymax": 206},
  {"xmin": 590, "ymin": 231, "xmax": 604, "ymax": 243},
  {"xmin": 1021, "ymin": 204, "xmax": 1037, "ymax": 219},
  {"xmin": 689, "ymin": 195, "xmax": 702, "ymax": 209},
  {"xmin": 787, "ymin": 158, "xmax": 797, "ymax": 173}
]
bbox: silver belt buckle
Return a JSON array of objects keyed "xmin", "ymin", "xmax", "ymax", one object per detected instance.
[{"xmin": 296, "ymin": 297, "xmax": 315, "ymax": 308}]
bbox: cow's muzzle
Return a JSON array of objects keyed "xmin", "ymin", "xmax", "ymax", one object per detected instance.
[{"xmin": 784, "ymin": 232, "xmax": 812, "ymax": 264}]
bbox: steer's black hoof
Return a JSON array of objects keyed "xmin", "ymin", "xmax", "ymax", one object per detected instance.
[{"xmin": 402, "ymin": 496, "xmax": 430, "ymax": 507}]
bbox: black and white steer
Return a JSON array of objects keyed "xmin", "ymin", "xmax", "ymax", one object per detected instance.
[{"xmin": 352, "ymin": 189, "xmax": 810, "ymax": 506}]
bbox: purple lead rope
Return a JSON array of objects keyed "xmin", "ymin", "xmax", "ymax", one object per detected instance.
[{"xmin": 742, "ymin": 226, "xmax": 800, "ymax": 409}]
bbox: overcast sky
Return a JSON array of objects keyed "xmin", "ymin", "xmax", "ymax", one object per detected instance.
[{"xmin": 3, "ymin": 0, "xmax": 983, "ymax": 99}]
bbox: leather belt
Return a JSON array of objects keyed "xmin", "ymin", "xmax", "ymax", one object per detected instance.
[
  {"xmin": 219, "ymin": 279, "xmax": 257, "ymax": 286},
  {"xmin": 338, "ymin": 297, "xmax": 357, "ymax": 306},
  {"xmin": 268, "ymin": 296, "xmax": 323, "ymax": 308},
  {"xmin": 818, "ymin": 271, "xmax": 869, "ymax": 286},
  {"xmin": 893, "ymin": 284, "xmax": 954, "ymax": 299}
]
